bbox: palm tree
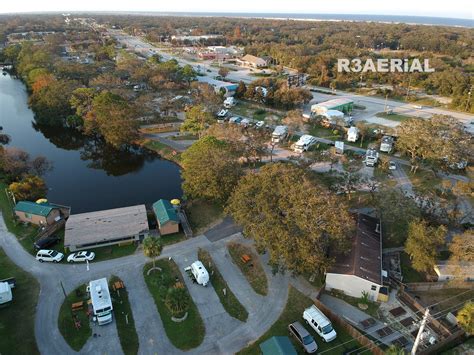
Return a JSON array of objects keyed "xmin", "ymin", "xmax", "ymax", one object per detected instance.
[{"xmin": 143, "ymin": 236, "xmax": 163, "ymax": 274}]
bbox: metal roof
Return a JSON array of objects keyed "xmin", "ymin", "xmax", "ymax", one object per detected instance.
[
  {"xmin": 64, "ymin": 205, "xmax": 149, "ymax": 248},
  {"xmin": 153, "ymin": 199, "xmax": 179, "ymax": 226},
  {"xmin": 14, "ymin": 201, "xmax": 57, "ymax": 217},
  {"xmin": 260, "ymin": 336, "xmax": 297, "ymax": 355}
]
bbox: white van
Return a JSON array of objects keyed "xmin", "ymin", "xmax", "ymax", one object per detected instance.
[
  {"xmin": 36, "ymin": 249, "xmax": 64, "ymax": 263},
  {"xmin": 303, "ymin": 305, "xmax": 337, "ymax": 342}
]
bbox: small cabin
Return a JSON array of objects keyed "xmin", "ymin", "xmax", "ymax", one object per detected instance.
[
  {"xmin": 14, "ymin": 201, "xmax": 61, "ymax": 226},
  {"xmin": 152, "ymin": 199, "xmax": 180, "ymax": 236}
]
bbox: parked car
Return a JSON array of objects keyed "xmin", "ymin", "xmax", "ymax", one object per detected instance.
[
  {"xmin": 240, "ymin": 118, "xmax": 251, "ymax": 127},
  {"xmin": 33, "ymin": 235, "xmax": 60, "ymax": 250},
  {"xmin": 303, "ymin": 305, "xmax": 337, "ymax": 342},
  {"xmin": 217, "ymin": 109, "xmax": 228, "ymax": 118},
  {"xmin": 288, "ymin": 321, "xmax": 318, "ymax": 353},
  {"xmin": 389, "ymin": 161, "xmax": 397, "ymax": 170},
  {"xmin": 36, "ymin": 250, "xmax": 64, "ymax": 263},
  {"xmin": 229, "ymin": 116, "xmax": 242, "ymax": 124},
  {"xmin": 67, "ymin": 251, "xmax": 96, "ymax": 263},
  {"xmin": 255, "ymin": 121, "xmax": 265, "ymax": 129}
]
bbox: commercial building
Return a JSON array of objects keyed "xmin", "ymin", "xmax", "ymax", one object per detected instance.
[
  {"xmin": 153, "ymin": 199, "xmax": 180, "ymax": 235},
  {"xmin": 197, "ymin": 76, "xmax": 238, "ymax": 97},
  {"xmin": 311, "ymin": 98, "xmax": 354, "ymax": 115},
  {"xmin": 325, "ymin": 213, "xmax": 385, "ymax": 301},
  {"xmin": 237, "ymin": 54, "xmax": 269, "ymax": 68},
  {"xmin": 14, "ymin": 201, "xmax": 62, "ymax": 226},
  {"xmin": 64, "ymin": 205, "xmax": 149, "ymax": 251}
]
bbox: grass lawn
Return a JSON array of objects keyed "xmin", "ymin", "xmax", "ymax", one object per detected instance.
[
  {"xmin": 143, "ymin": 259, "xmax": 205, "ymax": 350},
  {"xmin": 0, "ymin": 248, "xmax": 40, "ymax": 355},
  {"xmin": 142, "ymin": 139, "xmax": 181, "ymax": 164},
  {"xmin": 170, "ymin": 134, "xmax": 198, "ymax": 141},
  {"xmin": 197, "ymin": 248, "xmax": 248, "ymax": 322},
  {"xmin": 159, "ymin": 232, "xmax": 187, "ymax": 246},
  {"xmin": 227, "ymin": 242, "xmax": 268, "ymax": 296},
  {"xmin": 109, "ymin": 276, "xmax": 139, "ymax": 355},
  {"xmin": 400, "ymin": 252, "xmax": 427, "ymax": 283},
  {"xmin": 58, "ymin": 284, "xmax": 92, "ymax": 351},
  {"xmin": 92, "ymin": 243, "xmax": 138, "ymax": 262},
  {"xmin": 238, "ymin": 287, "xmax": 362, "ymax": 355},
  {"xmin": 375, "ymin": 112, "xmax": 413, "ymax": 122},
  {"xmin": 185, "ymin": 199, "xmax": 223, "ymax": 234},
  {"xmin": 0, "ymin": 182, "xmax": 39, "ymax": 254},
  {"xmin": 325, "ymin": 290, "xmax": 380, "ymax": 319},
  {"xmin": 308, "ymin": 124, "xmax": 374, "ymax": 149}
]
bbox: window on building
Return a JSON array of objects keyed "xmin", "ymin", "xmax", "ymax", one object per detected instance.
[{"xmin": 371, "ymin": 285, "xmax": 377, "ymax": 291}]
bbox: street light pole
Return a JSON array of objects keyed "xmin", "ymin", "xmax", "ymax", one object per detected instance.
[{"xmin": 411, "ymin": 308, "xmax": 430, "ymax": 355}]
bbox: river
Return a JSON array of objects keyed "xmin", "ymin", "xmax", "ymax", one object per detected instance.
[{"xmin": 0, "ymin": 73, "xmax": 183, "ymax": 213}]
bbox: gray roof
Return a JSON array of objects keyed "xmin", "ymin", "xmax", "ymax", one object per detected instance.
[
  {"xmin": 64, "ymin": 205, "xmax": 149, "ymax": 248},
  {"xmin": 328, "ymin": 213, "xmax": 383, "ymax": 285}
]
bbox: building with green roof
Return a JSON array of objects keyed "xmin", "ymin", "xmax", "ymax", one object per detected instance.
[
  {"xmin": 152, "ymin": 199, "xmax": 180, "ymax": 235},
  {"xmin": 14, "ymin": 201, "xmax": 61, "ymax": 226}
]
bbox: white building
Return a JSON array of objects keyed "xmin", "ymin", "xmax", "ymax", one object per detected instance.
[
  {"xmin": 237, "ymin": 54, "xmax": 269, "ymax": 68},
  {"xmin": 325, "ymin": 214, "xmax": 384, "ymax": 301}
]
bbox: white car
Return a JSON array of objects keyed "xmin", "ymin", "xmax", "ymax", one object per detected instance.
[
  {"xmin": 36, "ymin": 250, "xmax": 64, "ymax": 263},
  {"xmin": 255, "ymin": 121, "xmax": 265, "ymax": 129},
  {"xmin": 67, "ymin": 251, "xmax": 96, "ymax": 263},
  {"xmin": 389, "ymin": 161, "xmax": 397, "ymax": 170},
  {"xmin": 217, "ymin": 109, "xmax": 228, "ymax": 118}
]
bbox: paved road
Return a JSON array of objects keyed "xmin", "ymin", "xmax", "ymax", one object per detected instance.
[
  {"xmin": 204, "ymin": 216, "xmax": 243, "ymax": 242},
  {"xmin": 0, "ymin": 216, "xmax": 289, "ymax": 355}
]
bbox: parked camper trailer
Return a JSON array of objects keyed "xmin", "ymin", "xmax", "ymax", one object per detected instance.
[
  {"xmin": 0, "ymin": 278, "xmax": 15, "ymax": 305},
  {"xmin": 271, "ymin": 125, "xmax": 288, "ymax": 143},
  {"xmin": 380, "ymin": 135, "xmax": 394, "ymax": 153},
  {"xmin": 347, "ymin": 127, "xmax": 359, "ymax": 142},
  {"xmin": 88, "ymin": 278, "xmax": 113, "ymax": 325},
  {"xmin": 294, "ymin": 135, "xmax": 317, "ymax": 153},
  {"xmin": 365, "ymin": 148, "xmax": 379, "ymax": 167},
  {"xmin": 223, "ymin": 97, "xmax": 236, "ymax": 108},
  {"xmin": 190, "ymin": 261, "xmax": 209, "ymax": 286}
]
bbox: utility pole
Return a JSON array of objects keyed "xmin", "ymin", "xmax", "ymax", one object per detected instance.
[{"xmin": 411, "ymin": 308, "xmax": 430, "ymax": 355}]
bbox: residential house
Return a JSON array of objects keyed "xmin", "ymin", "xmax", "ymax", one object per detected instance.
[
  {"xmin": 153, "ymin": 199, "xmax": 180, "ymax": 235},
  {"xmin": 325, "ymin": 213, "xmax": 384, "ymax": 301},
  {"xmin": 14, "ymin": 201, "xmax": 62, "ymax": 226}
]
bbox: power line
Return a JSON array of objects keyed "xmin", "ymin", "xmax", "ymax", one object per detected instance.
[{"xmin": 316, "ymin": 291, "xmax": 473, "ymax": 355}]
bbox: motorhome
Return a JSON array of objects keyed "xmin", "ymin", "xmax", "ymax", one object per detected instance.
[
  {"xmin": 380, "ymin": 135, "xmax": 394, "ymax": 153},
  {"xmin": 294, "ymin": 135, "xmax": 317, "ymax": 153},
  {"xmin": 223, "ymin": 97, "xmax": 236, "ymax": 108},
  {"xmin": 88, "ymin": 278, "xmax": 113, "ymax": 325},
  {"xmin": 303, "ymin": 305, "xmax": 337, "ymax": 342},
  {"xmin": 365, "ymin": 148, "xmax": 379, "ymax": 167},
  {"xmin": 347, "ymin": 127, "xmax": 359, "ymax": 142},
  {"xmin": 271, "ymin": 125, "xmax": 288, "ymax": 143},
  {"xmin": 0, "ymin": 278, "xmax": 15, "ymax": 305},
  {"xmin": 191, "ymin": 261, "xmax": 209, "ymax": 286}
]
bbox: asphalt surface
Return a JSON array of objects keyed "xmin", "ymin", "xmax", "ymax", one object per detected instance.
[
  {"xmin": 0, "ymin": 218, "xmax": 289, "ymax": 355},
  {"xmin": 204, "ymin": 216, "xmax": 243, "ymax": 242}
]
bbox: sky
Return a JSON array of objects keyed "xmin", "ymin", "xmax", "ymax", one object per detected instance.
[{"xmin": 1, "ymin": 0, "xmax": 473, "ymax": 19}]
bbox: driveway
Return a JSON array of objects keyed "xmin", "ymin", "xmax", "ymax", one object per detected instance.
[
  {"xmin": 0, "ymin": 216, "xmax": 289, "ymax": 355},
  {"xmin": 204, "ymin": 216, "xmax": 243, "ymax": 242}
]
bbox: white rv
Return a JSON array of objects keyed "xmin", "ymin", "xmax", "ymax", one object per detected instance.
[
  {"xmin": 191, "ymin": 261, "xmax": 209, "ymax": 286},
  {"xmin": 88, "ymin": 278, "xmax": 113, "ymax": 325},
  {"xmin": 0, "ymin": 278, "xmax": 15, "ymax": 305},
  {"xmin": 294, "ymin": 135, "xmax": 317, "ymax": 153},
  {"xmin": 365, "ymin": 148, "xmax": 379, "ymax": 167},
  {"xmin": 223, "ymin": 97, "xmax": 236, "ymax": 108},
  {"xmin": 380, "ymin": 135, "xmax": 394, "ymax": 153},
  {"xmin": 271, "ymin": 125, "xmax": 288, "ymax": 143},
  {"xmin": 347, "ymin": 127, "xmax": 359, "ymax": 142}
]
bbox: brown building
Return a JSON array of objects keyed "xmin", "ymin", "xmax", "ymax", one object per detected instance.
[
  {"xmin": 14, "ymin": 201, "xmax": 61, "ymax": 226},
  {"xmin": 153, "ymin": 199, "xmax": 180, "ymax": 235}
]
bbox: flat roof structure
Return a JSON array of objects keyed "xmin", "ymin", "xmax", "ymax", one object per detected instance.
[{"xmin": 64, "ymin": 205, "xmax": 149, "ymax": 251}]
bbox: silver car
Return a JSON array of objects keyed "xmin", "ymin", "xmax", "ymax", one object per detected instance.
[{"xmin": 288, "ymin": 321, "xmax": 318, "ymax": 353}]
